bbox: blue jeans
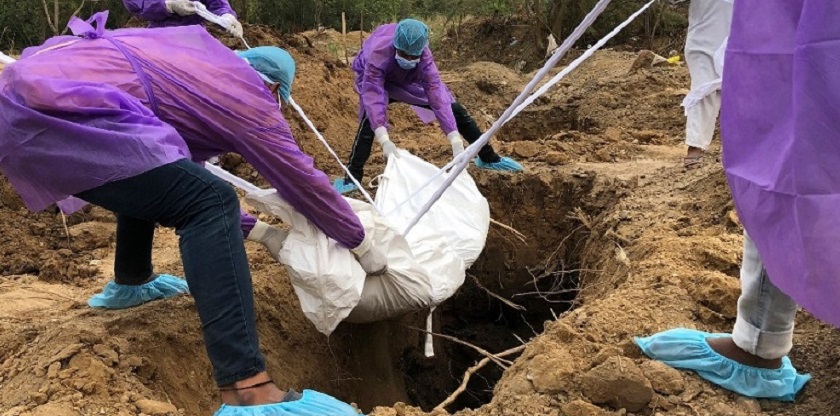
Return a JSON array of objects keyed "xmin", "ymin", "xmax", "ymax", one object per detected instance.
[
  {"xmin": 732, "ymin": 232, "xmax": 799, "ymax": 359},
  {"xmin": 76, "ymin": 159, "xmax": 265, "ymax": 385}
]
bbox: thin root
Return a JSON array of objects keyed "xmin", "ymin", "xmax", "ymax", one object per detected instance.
[
  {"xmin": 404, "ymin": 325, "xmax": 513, "ymax": 369},
  {"xmin": 60, "ymin": 212, "xmax": 71, "ymax": 246},
  {"xmin": 468, "ymin": 274, "xmax": 526, "ymax": 312},
  {"xmin": 489, "ymin": 218, "xmax": 528, "ymax": 244},
  {"xmin": 434, "ymin": 345, "xmax": 526, "ymax": 412}
]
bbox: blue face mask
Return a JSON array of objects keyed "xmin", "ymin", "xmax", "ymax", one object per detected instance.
[{"xmin": 395, "ymin": 54, "xmax": 419, "ymax": 70}]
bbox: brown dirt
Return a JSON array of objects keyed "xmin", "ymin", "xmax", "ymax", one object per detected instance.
[{"xmin": 2, "ymin": 22, "xmax": 840, "ymax": 416}]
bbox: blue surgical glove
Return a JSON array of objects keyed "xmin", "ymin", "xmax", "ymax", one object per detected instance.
[
  {"xmin": 88, "ymin": 274, "xmax": 190, "ymax": 309},
  {"xmin": 635, "ymin": 328, "xmax": 810, "ymax": 402},
  {"xmin": 213, "ymin": 389, "xmax": 359, "ymax": 416},
  {"xmin": 473, "ymin": 156, "xmax": 524, "ymax": 172}
]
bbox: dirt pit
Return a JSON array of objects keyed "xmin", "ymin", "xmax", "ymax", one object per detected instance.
[{"xmin": 3, "ymin": 22, "xmax": 840, "ymax": 416}]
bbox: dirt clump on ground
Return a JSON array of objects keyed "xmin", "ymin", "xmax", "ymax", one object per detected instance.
[{"xmin": 2, "ymin": 21, "xmax": 840, "ymax": 416}]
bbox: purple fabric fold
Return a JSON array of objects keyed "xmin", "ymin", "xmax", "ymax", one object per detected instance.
[
  {"xmin": 722, "ymin": 0, "xmax": 840, "ymax": 327},
  {"xmin": 67, "ymin": 10, "xmax": 109, "ymax": 39},
  {"xmin": 0, "ymin": 22, "xmax": 365, "ymax": 249}
]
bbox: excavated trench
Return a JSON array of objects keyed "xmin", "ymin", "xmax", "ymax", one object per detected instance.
[
  {"xmin": 88, "ymin": 95, "xmax": 629, "ymax": 414},
  {"xmin": 389, "ymin": 168, "xmax": 628, "ymax": 412},
  {"xmin": 0, "ymin": 90, "xmax": 642, "ymax": 415},
  {"xmin": 107, "ymin": 167, "xmax": 629, "ymax": 416},
  {"xmin": 0, "ymin": 136, "xmax": 631, "ymax": 416}
]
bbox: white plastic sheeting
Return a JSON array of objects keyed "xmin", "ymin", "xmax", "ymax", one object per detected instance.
[{"xmin": 237, "ymin": 150, "xmax": 488, "ymax": 337}]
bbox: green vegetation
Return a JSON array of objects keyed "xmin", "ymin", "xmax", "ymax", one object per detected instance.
[{"xmin": 1, "ymin": 0, "xmax": 687, "ymax": 54}]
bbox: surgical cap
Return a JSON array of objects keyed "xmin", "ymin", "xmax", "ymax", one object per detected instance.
[
  {"xmin": 394, "ymin": 19, "xmax": 429, "ymax": 56},
  {"xmin": 236, "ymin": 46, "xmax": 295, "ymax": 101}
]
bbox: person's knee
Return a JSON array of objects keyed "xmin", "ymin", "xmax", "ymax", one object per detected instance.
[
  {"xmin": 205, "ymin": 178, "xmax": 241, "ymax": 216},
  {"xmin": 173, "ymin": 179, "xmax": 240, "ymax": 236},
  {"xmin": 179, "ymin": 171, "xmax": 241, "ymax": 222}
]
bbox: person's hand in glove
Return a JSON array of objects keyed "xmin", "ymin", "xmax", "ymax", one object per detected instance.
[
  {"xmin": 374, "ymin": 126, "xmax": 401, "ymax": 159},
  {"xmin": 165, "ymin": 0, "xmax": 197, "ymax": 16},
  {"xmin": 246, "ymin": 220, "xmax": 289, "ymax": 263},
  {"xmin": 350, "ymin": 232, "xmax": 388, "ymax": 275},
  {"xmin": 448, "ymin": 131, "xmax": 465, "ymax": 158},
  {"xmin": 222, "ymin": 13, "xmax": 243, "ymax": 38}
]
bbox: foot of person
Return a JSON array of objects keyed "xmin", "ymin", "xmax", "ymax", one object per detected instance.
[
  {"xmin": 87, "ymin": 274, "xmax": 189, "ymax": 309},
  {"xmin": 219, "ymin": 372, "xmax": 286, "ymax": 406},
  {"xmin": 706, "ymin": 337, "xmax": 783, "ymax": 369},
  {"xmin": 473, "ymin": 156, "xmax": 524, "ymax": 172},
  {"xmin": 684, "ymin": 146, "xmax": 704, "ymax": 168},
  {"xmin": 333, "ymin": 177, "xmax": 359, "ymax": 195}
]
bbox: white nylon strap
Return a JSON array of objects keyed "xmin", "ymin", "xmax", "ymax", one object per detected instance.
[
  {"xmin": 287, "ymin": 97, "xmax": 382, "ymax": 214},
  {"xmin": 401, "ymin": 0, "xmax": 655, "ymax": 236},
  {"xmin": 193, "ymin": 1, "xmax": 250, "ymax": 49}
]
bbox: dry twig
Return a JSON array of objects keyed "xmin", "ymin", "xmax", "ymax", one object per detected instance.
[
  {"xmin": 533, "ymin": 224, "xmax": 585, "ymax": 278},
  {"xmin": 434, "ymin": 345, "xmax": 526, "ymax": 412},
  {"xmin": 60, "ymin": 212, "xmax": 71, "ymax": 246},
  {"xmin": 513, "ymin": 287, "xmax": 582, "ymax": 299},
  {"xmin": 40, "ymin": 0, "xmax": 58, "ymax": 35},
  {"xmin": 404, "ymin": 325, "xmax": 513, "ymax": 369},
  {"xmin": 468, "ymin": 274, "xmax": 526, "ymax": 312},
  {"xmin": 569, "ymin": 207, "xmax": 592, "ymax": 229},
  {"xmin": 529, "ymin": 268, "xmax": 603, "ymax": 285},
  {"xmin": 489, "ymin": 218, "xmax": 527, "ymax": 243},
  {"xmin": 606, "ymin": 228, "xmax": 632, "ymax": 245}
]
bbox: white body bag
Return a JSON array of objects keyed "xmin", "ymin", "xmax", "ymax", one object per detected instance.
[{"xmin": 243, "ymin": 150, "xmax": 490, "ymax": 337}]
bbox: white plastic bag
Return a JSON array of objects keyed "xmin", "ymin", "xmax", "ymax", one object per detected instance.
[
  {"xmin": 245, "ymin": 189, "xmax": 365, "ymax": 335},
  {"xmin": 378, "ymin": 151, "xmax": 489, "ymax": 270},
  {"xmin": 242, "ymin": 151, "xmax": 488, "ymax": 336}
]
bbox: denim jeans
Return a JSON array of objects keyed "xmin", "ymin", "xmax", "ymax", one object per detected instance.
[
  {"xmin": 345, "ymin": 102, "xmax": 501, "ymax": 182},
  {"xmin": 111, "ymin": 205, "xmax": 257, "ymax": 285},
  {"xmin": 732, "ymin": 232, "xmax": 799, "ymax": 359},
  {"xmin": 77, "ymin": 159, "xmax": 265, "ymax": 385}
]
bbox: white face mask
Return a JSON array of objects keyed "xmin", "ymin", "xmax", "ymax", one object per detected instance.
[{"xmin": 395, "ymin": 53, "xmax": 420, "ymax": 70}]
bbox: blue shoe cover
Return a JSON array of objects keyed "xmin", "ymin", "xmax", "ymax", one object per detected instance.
[
  {"xmin": 473, "ymin": 156, "xmax": 524, "ymax": 172},
  {"xmin": 635, "ymin": 328, "xmax": 810, "ymax": 401},
  {"xmin": 88, "ymin": 274, "xmax": 190, "ymax": 309},
  {"xmin": 213, "ymin": 390, "xmax": 359, "ymax": 416},
  {"xmin": 332, "ymin": 178, "xmax": 358, "ymax": 194}
]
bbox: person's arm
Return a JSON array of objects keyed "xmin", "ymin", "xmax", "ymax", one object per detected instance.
[
  {"xmin": 418, "ymin": 50, "xmax": 458, "ymax": 135},
  {"xmin": 360, "ymin": 61, "xmax": 390, "ymax": 131},
  {"xmin": 235, "ymin": 119, "xmax": 386, "ymax": 272},
  {"xmin": 179, "ymin": 55, "xmax": 365, "ymax": 250},
  {"xmin": 122, "ymin": 0, "xmax": 170, "ymax": 22},
  {"xmin": 236, "ymin": 113, "xmax": 365, "ymax": 249}
]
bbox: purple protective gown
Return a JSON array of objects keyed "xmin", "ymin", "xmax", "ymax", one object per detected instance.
[
  {"xmin": 0, "ymin": 12, "xmax": 364, "ymax": 249},
  {"xmin": 124, "ymin": 0, "xmax": 250, "ymax": 235},
  {"xmin": 122, "ymin": 0, "xmax": 236, "ymax": 28},
  {"xmin": 722, "ymin": 0, "xmax": 840, "ymax": 326},
  {"xmin": 352, "ymin": 23, "xmax": 457, "ymax": 134}
]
